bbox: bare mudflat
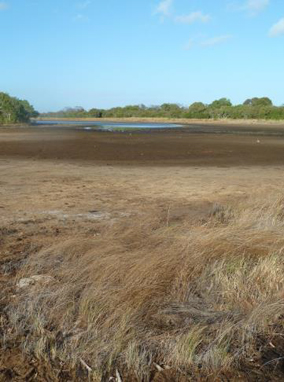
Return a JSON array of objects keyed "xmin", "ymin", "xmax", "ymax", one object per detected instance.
[
  {"xmin": 1, "ymin": 124, "xmax": 284, "ymax": 381},
  {"xmin": 1, "ymin": 123, "xmax": 284, "ymax": 166}
]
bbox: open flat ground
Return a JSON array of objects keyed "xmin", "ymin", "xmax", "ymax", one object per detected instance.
[{"xmin": 1, "ymin": 123, "xmax": 284, "ymax": 381}]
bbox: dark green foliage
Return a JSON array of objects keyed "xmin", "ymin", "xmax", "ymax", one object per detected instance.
[
  {"xmin": 40, "ymin": 97, "xmax": 284, "ymax": 121},
  {"xmin": 159, "ymin": 103, "xmax": 183, "ymax": 117},
  {"xmin": 243, "ymin": 97, "xmax": 273, "ymax": 107},
  {"xmin": 42, "ymin": 104, "xmax": 189, "ymax": 119},
  {"xmin": 18, "ymin": 100, "xmax": 39, "ymax": 118},
  {"xmin": 1, "ymin": 93, "xmax": 282, "ymax": 122},
  {"xmin": 210, "ymin": 98, "xmax": 232, "ymax": 108},
  {"xmin": 189, "ymin": 102, "xmax": 207, "ymax": 112},
  {"xmin": 186, "ymin": 102, "xmax": 209, "ymax": 118},
  {"xmin": 0, "ymin": 92, "xmax": 38, "ymax": 124},
  {"xmin": 88, "ymin": 108, "xmax": 103, "ymax": 118}
]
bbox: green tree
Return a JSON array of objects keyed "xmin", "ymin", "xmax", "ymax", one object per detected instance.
[
  {"xmin": 0, "ymin": 92, "xmax": 32, "ymax": 124},
  {"xmin": 19, "ymin": 99, "xmax": 39, "ymax": 118},
  {"xmin": 189, "ymin": 102, "xmax": 207, "ymax": 113},
  {"xmin": 210, "ymin": 98, "xmax": 232, "ymax": 108},
  {"xmin": 40, "ymin": 98, "xmax": 284, "ymax": 121},
  {"xmin": 243, "ymin": 97, "xmax": 273, "ymax": 107},
  {"xmin": 88, "ymin": 108, "xmax": 103, "ymax": 118}
]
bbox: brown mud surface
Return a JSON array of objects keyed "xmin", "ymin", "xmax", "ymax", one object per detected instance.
[
  {"xmin": 1, "ymin": 125, "xmax": 284, "ymax": 381},
  {"xmin": 1, "ymin": 124, "xmax": 284, "ymax": 166}
]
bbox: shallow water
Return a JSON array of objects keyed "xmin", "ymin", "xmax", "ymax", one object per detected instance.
[{"xmin": 35, "ymin": 120, "xmax": 182, "ymax": 130}]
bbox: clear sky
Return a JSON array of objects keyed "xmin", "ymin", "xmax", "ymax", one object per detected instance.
[{"xmin": 0, "ymin": 0, "xmax": 284, "ymax": 111}]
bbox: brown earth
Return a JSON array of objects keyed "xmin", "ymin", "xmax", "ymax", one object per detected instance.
[
  {"xmin": 1, "ymin": 124, "xmax": 284, "ymax": 381},
  {"xmin": 1, "ymin": 124, "xmax": 284, "ymax": 166}
]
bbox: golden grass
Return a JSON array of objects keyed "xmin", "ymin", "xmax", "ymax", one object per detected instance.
[{"xmin": 7, "ymin": 193, "xmax": 284, "ymax": 380}]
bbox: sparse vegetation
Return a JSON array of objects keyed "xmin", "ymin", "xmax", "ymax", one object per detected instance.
[{"xmin": 5, "ymin": 192, "xmax": 284, "ymax": 380}]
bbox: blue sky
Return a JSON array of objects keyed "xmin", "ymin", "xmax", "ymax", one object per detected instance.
[{"xmin": 0, "ymin": 0, "xmax": 284, "ymax": 111}]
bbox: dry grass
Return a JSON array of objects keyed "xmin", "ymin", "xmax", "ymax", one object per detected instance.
[{"xmin": 6, "ymin": 192, "xmax": 284, "ymax": 380}]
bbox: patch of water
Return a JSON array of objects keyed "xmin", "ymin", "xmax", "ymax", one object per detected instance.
[{"xmin": 35, "ymin": 120, "xmax": 182, "ymax": 130}]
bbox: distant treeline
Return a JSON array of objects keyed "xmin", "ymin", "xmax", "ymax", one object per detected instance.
[
  {"xmin": 41, "ymin": 97, "xmax": 284, "ymax": 120},
  {"xmin": 0, "ymin": 92, "xmax": 39, "ymax": 124}
]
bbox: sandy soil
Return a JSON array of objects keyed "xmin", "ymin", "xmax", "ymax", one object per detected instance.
[{"xmin": 1, "ymin": 125, "xmax": 284, "ymax": 381}]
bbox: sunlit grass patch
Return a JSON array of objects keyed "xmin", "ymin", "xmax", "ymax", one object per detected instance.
[{"xmin": 6, "ymin": 192, "xmax": 284, "ymax": 380}]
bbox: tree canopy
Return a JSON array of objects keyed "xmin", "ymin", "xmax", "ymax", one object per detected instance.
[
  {"xmin": 0, "ymin": 92, "xmax": 38, "ymax": 124},
  {"xmin": 2, "ymin": 92, "xmax": 283, "ymax": 123},
  {"xmin": 41, "ymin": 96, "xmax": 284, "ymax": 121},
  {"xmin": 210, "ymin": 98, "xmax": 232, "ymax": 108},
  {"xmin": 243, "ymin": 97, "xmax": 273, "ymax": 107}
]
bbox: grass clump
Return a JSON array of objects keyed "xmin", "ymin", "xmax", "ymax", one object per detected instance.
[{"xmin": 6, "ymin": 193, "xmax": 284, "ymax": 380}]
